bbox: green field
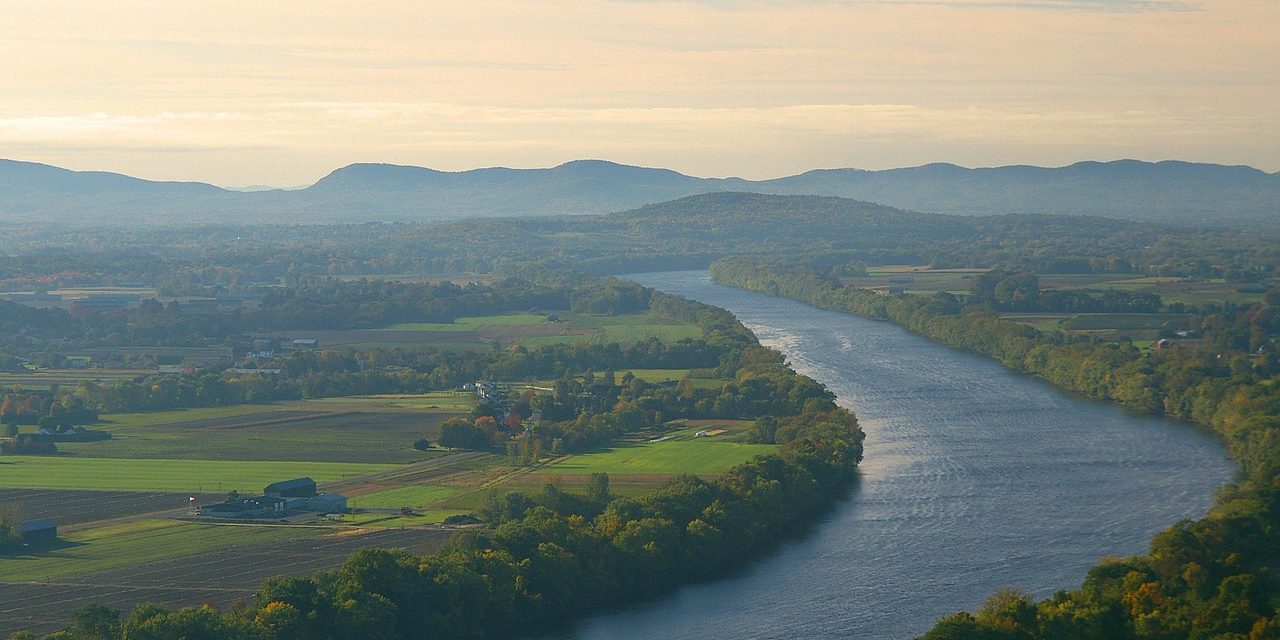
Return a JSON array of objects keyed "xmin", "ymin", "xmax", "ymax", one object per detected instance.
[
  {"xmin": 386, "ymin": 312, "xmax": 701, "ymax": 346},
  {"xmin": 348, "ymin": 484, "xmax": 462, "ymax": 509},
  {"xmin": 0, "ymin": 519, "xmax": 312, "ymax": 581},
  {"xmin": 621, "ymin": 369, "xmax": 693, "ymax": 382},
  {"xmin": 344, "ymin": 509, "xmax": 472, "ymax": 527},
  {"xmin": 0, "ymin": 457, "xmax": 396, "ymax": 492},
  {"xmin": 51, "ymin": 395, "xmax": 469, "ymax": 463},
  {"xmin": 385, "ymin": 313, "xmax": 550, "ymax": 332},
  {"xmin": 538, "ymin": 430, "xmax": 776, "ymax": 476}
]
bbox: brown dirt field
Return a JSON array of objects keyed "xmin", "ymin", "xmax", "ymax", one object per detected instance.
[
  {"xmin": 0, "ymin": 527, "xmax": 454, "ymax": 637},
  {"xmin": 0, "ymin": 489, "xmax": 221, "ymax": 528}
]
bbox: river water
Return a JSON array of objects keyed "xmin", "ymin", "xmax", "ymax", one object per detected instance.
[{"xmin": 552, "ymin": 270, "xmax": 1233, "ymax": 640}]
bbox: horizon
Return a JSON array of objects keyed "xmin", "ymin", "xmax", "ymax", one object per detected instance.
[
  {"xmin": 2, "ymin": 1, "xmax": 1277, "ymax": 185},
  {"xmin": 6, "ymin": 155, "xmax": 1276, "ymax": 191}
]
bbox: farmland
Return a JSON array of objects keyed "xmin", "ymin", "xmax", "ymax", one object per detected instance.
[
  {"xmin": 0, "ymin": 527, "xmax": 452, "ymax": 637},
  {"xmin": 261, "ymin": 311, "xmax": 700, "ymax": 350},
  {"xmin": 843, "ymin": 265, "xmax": 1266, "ymax": 307},
  {"xmin": 48, "ymin": 393, "xmax": 471, "ymax": 463},
  {"xmin": 0, "ymin": 457, "xmax": 394, "ymax": 493},
  {"xmin": 0, "ymin": 519, "xmax": 313, "ymax": 582},
  {"xmin": 537, "ymin": 426, "xmax": 775, "ymax": 477},
  {"xmin": 0, "ymin": 489, "xmax": 220, "ymax": 527}
]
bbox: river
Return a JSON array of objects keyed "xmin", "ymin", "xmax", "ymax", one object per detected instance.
[{"xmin": 550, "ymin": 270, "xmax": 1234, "ymax": 640}]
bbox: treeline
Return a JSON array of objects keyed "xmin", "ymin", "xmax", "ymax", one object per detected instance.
[
  {"xmin": 21, "ymin": 278, "xmax": 865, "ymax": 640},
  {"xmin": 711, "ymin": 257, "xmax": 1280, "ymax": 639},
  {"xmin": 1, "ymin": 276, "xmax": 660, "ymax": 358},
  {"xmin": 3, "ymin": 193, "xmax": 1278, "ymax": 295}
]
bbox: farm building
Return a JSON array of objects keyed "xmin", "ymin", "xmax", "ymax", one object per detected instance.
[
  {"xmin": 300, "ymin": 493, "xmax": 347, "ymax": 514},
  {"xmin": 264, "ymin": 477, "xmax": 317, "ymax": 498},
  {"xmin": 18, "ymin": 519, "xmax": 57, "ymax": 544},
  {"xmin": 291, "ymin": 338, "xmax": 319, "ymax": 349},
  {"xmin": 198, "ymin": 496, "xmax": 287, "ymax": 519}
]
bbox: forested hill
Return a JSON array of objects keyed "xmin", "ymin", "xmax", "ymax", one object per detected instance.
[
  {"xmin": 2, "ymin": 157, "xmax": 1277, "ymax": 227},
  {"xmin": 5, "ymin": 192, "xmax": 1274, "ymax": 286}
]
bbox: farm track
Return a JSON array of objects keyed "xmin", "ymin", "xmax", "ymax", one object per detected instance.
[{"xmin": 0, "ymin": 527, "xmax": 453, "ymax": 637}]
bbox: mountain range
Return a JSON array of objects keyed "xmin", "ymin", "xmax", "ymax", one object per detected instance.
[{"xmin": 1, "ymin": 157, "xmax": 1276, "ymax": 226}]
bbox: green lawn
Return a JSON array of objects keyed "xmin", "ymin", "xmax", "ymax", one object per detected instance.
[
  {"xmin": 538, "ymin": 431, "xmax": 776, "ymax": 476},
  {"xmin": 0, "ymin": 519, "xmax": 313, "ymax": 581},
  {"xmin": 348, "ymin": 484, "xmax": 462, "ymax": 509},
  {"xmin": 0, "ymin": 457, "xmax": 395, "ymax": 492}
]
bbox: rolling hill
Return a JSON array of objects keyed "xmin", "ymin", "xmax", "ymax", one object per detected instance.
[{"xmin": 1, "ymin": 157, "xmax": 1276, "ymax": 226}]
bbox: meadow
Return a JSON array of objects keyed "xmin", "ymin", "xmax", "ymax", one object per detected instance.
[{"xmin": 537, "ymin": 428, "xmax": 776, "ymax": 477}]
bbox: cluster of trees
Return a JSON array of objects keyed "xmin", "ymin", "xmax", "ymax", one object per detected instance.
[
  {"xmin": 969, "ymin": 270, "xmax": 1161, "ymax": 313},
  {"xmin": 0, "ymin": 392, "xmax": 98, "ymax": 426},
  {"xmin": 711, "ymin": 257, "xmax": 1280, "ymax": 639}
]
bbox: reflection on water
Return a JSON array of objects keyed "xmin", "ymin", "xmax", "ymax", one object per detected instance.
[{"xmin": 548, "ymin": 271, "xmax": 1232, "ymax": 640}]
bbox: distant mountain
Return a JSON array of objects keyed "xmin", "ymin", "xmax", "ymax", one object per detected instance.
[{"xmin": 1, "ymin": 157, "xmax": 1276, "ymax": 226}]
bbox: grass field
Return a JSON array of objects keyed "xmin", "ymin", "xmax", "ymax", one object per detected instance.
[
  {"xmin": 51, "ymin": 394, "xmax": 469, "ymax": 463},
  {"xmin": 538, "ymin": 429, "xmax": 775, "ymax": 477},
  {"xmin": 620, "ymin": 369, "xmax": 693, "ymax": 382},
  {"xmin": 0, "ymin": 519, "xmax": 313, "ymax": 582},
  {"xmin": 347, "ymin": 484, "xmax": 462, "ymax": 509},
  {"xmin": 270, "ymin": 311, "xmax": 701, "ymax": 350},
  {"xmin": 345, "ymin": 509, "xmax": 472, "ymax": 527},
  {"xmin": 0, "ymin": 457, "xmax": 396, "ymax": 492}
]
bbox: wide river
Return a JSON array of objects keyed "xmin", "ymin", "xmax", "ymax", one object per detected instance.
[{"xmin": 552, "ymin": 270, "xmax": 1234, "ymax": 640}]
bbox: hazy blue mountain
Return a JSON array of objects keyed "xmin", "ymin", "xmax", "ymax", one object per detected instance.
[{"xmin": 1, "ymin": 157, "xmax": 1275, "ymax": 226}]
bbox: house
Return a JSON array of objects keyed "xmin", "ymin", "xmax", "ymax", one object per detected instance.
[
  {"xmin": 474, "ymin": 380, "xmax": 499, "ymax": 401},
  {"xmin": 264, "ymin": 477, "xmax": 317, "ymax": 499},
  {"xmin": 18, "ymin": 519, "xmax": 57, "ymax": 544},
  {"xmin": 1155, "ymin": 339, "xmax": 1173, "ymax": 350},
  {"xmin": 65, "ymin": 356, "xmax": 92, "ymax": 369}
]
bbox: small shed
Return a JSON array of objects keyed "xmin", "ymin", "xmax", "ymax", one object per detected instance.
[
  {"xmin": 264, "ymin": 477, "xmax": 317, "ymax": 498},
  {"xmin": 19, "ymin": 519, "xmax": 57, "ymax": 544}
]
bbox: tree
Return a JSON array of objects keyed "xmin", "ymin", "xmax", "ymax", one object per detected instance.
[
  {"xmin": 413, "ymin": 438, "xmax": 431, "ymax": 451},
  {"xmin": 71, "ymin": 603, "xmax": 120, "ymax": 640},
  {"xmin": 5, "ymin": 422, "xmax": 17, "ymax": 437},
  {"xmin": 586, "ymin": 472, "xmax": 611, "ymax": 508}
]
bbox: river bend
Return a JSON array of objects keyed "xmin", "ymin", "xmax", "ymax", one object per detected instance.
[{"xmin": 550, "ymin": 271, "xmax": 1233, "ymax": 640}]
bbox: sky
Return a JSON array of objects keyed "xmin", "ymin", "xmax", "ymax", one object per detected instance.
[{"xmin": 0, "ymin": 0, "xmax": 1277, "ymax": 187}]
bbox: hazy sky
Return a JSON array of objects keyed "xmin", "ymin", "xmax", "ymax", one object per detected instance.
[{"xmin": 1, "ymin": 0, "xmax": 1276, "ymax": 186}]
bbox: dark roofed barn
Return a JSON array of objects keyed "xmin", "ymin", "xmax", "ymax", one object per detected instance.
[
  {"xmin": 19, "ymin": 519, "xmax": 57, "ymax": 544},
  {"xmin": 264, "ymin": 477, "xmax": 317, "ymax": 498}
]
